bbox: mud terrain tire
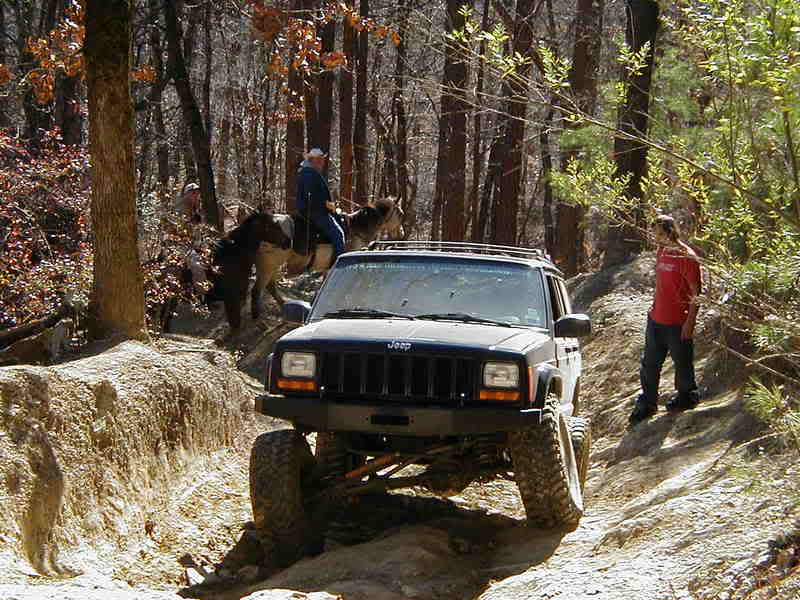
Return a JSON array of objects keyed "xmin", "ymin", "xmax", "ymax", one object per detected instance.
[
  {"xmin": 249, "ymin": 429, "xmax": 322, "ymax": 567},
  {"xmin": 569, "ymin": 416, "xmax": 591, "ymax": 491},
  {"xmin": 509, "ymin": 395, "xmax": 583, "ymax": 530}
]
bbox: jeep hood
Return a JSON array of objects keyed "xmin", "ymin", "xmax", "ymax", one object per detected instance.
[{"xmin": 281, "ymin": 318, "xmax": 549, "ymax": 353}]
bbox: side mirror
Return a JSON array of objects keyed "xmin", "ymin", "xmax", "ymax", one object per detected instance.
[
  {"xmin": 282, "ymin": 300, "xmax": 311, "ymax": 324},
  {"xmin": 554, "ymin": 313, "xmax": 592, "ymax": 338}
]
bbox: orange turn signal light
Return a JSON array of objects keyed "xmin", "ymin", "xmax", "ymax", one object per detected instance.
[
  {"xmin": 277, "ymin": 379, "xmax": 318, "ymax": 392},
  {"xmin": 479, "ymin": 389, "xmax": 520, "ymax": 402}
]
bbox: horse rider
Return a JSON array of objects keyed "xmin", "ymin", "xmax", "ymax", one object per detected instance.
[{"xmin": 296, "ymin": 148, "xmax": 346, "ymax": 261}]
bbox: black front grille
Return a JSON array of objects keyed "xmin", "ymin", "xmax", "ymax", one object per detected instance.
[{"xmin": 321, "ymin": 352, "xmax": 476, "ymax": 405}]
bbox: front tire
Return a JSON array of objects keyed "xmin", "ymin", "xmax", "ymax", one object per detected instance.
[
  {"xmin": 249, "ymin": 429, "xmax": 322, "ymax": 567},
  {"xmin": 509, "ymin": 395, "xmax": 583, "ymax": 531}
]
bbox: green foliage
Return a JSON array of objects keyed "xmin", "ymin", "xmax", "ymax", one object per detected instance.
[
  {"xmin": 449, "ymin": 10, "xmax": 526, "ymax": 79},
  {"xmin": 745, "ymin": 379, "xmax": 800, "ymax": 449}
]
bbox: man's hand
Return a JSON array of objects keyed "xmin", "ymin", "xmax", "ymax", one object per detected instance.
[
  {"xmin": 681, "ymin": 319, "xmax": 695, "ymax": 340},
  {"xmin": 326, "ymin": 201, "xmax": 336, "ymax": 212}
]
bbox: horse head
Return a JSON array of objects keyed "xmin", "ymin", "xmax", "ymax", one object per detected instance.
[{"xmin": 374, "ymin": 197, "xmax": 405, "ymax": 238}]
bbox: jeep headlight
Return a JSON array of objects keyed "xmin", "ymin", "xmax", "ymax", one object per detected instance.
[
  {"xmin": 281, "ymin": 352, "xmax": 316, "ymax": 379},
  {"xmin": 483, "ymin": 362, "xmax": 520, "ymax": 389}
]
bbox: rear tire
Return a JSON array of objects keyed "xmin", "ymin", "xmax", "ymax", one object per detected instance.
[
  {"xmin": 568, "ymin": 416, "xmax": 592, "ymax": 493},
  {"xmin": 249, "ymin": 429, "xmax": 323, "ymax": 567},
  {"xmin": 509, "ymin": 395, "xmax": 583, "ymax": 531}
]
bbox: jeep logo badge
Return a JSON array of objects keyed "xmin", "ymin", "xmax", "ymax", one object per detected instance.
[{"xmin": 387, "ymin": 341, "xmax": 412, "ymax": 351}]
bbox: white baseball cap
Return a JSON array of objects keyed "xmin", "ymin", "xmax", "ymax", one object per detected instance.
[{"xmin": 303, "ymin": 148, "xmax": 328, "ymax": 159}]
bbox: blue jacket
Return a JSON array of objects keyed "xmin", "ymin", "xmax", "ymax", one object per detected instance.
[{"xmin": 296, "ymin": 164, "xmax": 331, "ymax": 219}]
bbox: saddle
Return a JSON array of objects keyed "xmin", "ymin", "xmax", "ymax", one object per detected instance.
[
  {"xmin": 287, "ymin": 213, "xmax": 347, "ymax": 254},
  {"xmin": 289, "ymin": 213, "xmax": 349, "ymax": 271}
]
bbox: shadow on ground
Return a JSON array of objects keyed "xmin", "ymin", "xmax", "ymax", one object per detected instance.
[{"xmin": 178, "ymin": 493, "xmax": 565, "ymax": 600}]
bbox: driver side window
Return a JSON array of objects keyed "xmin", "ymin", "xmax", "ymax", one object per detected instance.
[{"xmin": 546, "ymin": 276, "xmax": 565, "ymax": 322}]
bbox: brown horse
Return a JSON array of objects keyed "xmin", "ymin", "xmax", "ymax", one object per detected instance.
[{"xmin": 251, "ymin": 197, "xmax": 404, "ymax": 318}]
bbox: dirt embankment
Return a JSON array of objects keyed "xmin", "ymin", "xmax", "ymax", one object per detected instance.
[
  {"xmin": 0, "ymin": 338, "xmax": 279, "ymax": 595},
  {"xmin": 2, "ymin": 258, "xmax": 798, "ymax": 600}
]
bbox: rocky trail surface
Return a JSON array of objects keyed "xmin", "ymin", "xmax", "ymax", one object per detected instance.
[{"xmin": 2, "ymin": 261, "xmax": 798, "ymax": 600}]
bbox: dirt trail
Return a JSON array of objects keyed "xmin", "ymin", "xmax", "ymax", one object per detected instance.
[{"xmin": 2, "ymin": 261, "xmax": 798, "ymax": 600}]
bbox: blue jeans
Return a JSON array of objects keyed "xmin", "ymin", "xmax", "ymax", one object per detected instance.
[
  {"xmin": 311, "ymin": 214, "xmax": 346, "ymax": 258},
  {"xmin": 639, "ymin": 316, "xmax": 698, "ymax": 406}
]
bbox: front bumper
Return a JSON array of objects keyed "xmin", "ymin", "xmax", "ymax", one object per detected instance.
[{"xmin": 255, "ymin": 394, "xmax": 542, "ymax": 436}]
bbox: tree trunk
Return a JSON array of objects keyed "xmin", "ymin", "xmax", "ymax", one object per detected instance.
[
  {"xmin": 435, "ymin": 0, "xmax": 470, "ymax": 241},
  {"xmin": 54, "ymin": 73, "xmax": 82, "ymax": 145},
  {"xmin": 202, "ymin": 0, "xmax": 213, "ymax": 137},
  {"xmin": 52, "ymin": 0, "xmax": 82, "ymax": 144},
  {"xmin": 17, "ymin": 0, "xmax": 56, "ymax": 152},
  {"xmin": 604, "ymin": 0, "xmax": 659, "ymax": 267},
  {"xmin": 148, "ymin": 0, "xmax": 169, "ymax": 198},
  {"xmin": 478, "ymin": 128, "xmax": 502, "ymax": 244},
  {"xmin": 85, "ymin": 0, "xmax": 146, "ymax": 341},
  {"xmin": 164, "ymin": 0, "xmax": 220, "ymax": 231},
  {"xmin": 260, "ymin": 78, "xmax": 272, "ymax": 200},
  {"xmin": 393, "ymin": 0, "xmax": 409, "ymax": 211},
  {"xmin": 0, "ymin": 3, "xmax": 9, "ymax": 129},
  {"xmin": 317, "ymin": 19, "xmax": 336, "ymax": 153},
  {"xmin": 353, "ymin": 0, "xmax": 370, "ymax": 204},
  {"xmin": 469, "ymin": 0, "xmax": 490, "ymax": 242},
  {"xmin": 369, "ymin": 93, "xmax": 396, "ymax": 197},
  {"xmin": 285, "ymin": 0, "xmax": 305, "ymax": 212},
  {"xmin": 218, "ymin": 86, "xmax": 233, "ymax": 202},
  {"xmin": 541, "ymin": 108, "xmax": 556, "ymax": 256},
  {"xmin": 338, "ymin": 16, "xmax": 356, "ymax": 206},
  {"xmin": 554, "ymin": 0, "xmax": 603, "ymax": 274},
  {"xmin": 431, "ymin": 105, "xmax": 446, "ymax": 240},
  {"xmin": 492, "ymin": 0, "xmax": 536, "ymax": 245}
]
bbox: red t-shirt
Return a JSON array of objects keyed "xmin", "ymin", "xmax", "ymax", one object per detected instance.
[{"xmin": 650, "ymin": 246, "xmax": 701, "ymax": 326}]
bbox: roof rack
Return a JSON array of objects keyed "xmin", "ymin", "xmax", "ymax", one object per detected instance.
[{"xmin": 366, "ymin": 240, "xmax": 553, "ymax": 263}]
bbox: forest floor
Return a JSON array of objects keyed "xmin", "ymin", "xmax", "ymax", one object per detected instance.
[{"xmin": 2, "ymin": 257, "xmax": 799, "ymax": 600}]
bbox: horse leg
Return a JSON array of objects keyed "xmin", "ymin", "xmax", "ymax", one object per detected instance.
[
  {"xmin": 160, "ymin": 296, "xmax": 179, "ymax": 333},
  {"xmin": 253, "ymin": 246, "xmax": 289, "ymax": 319},
  {"xmin": 224, "ymin": 294, "xmax": 242, "ymax": 333},
  {"xmin": 251, "ymin": 279, "xmax": 264, "ymax": 320},
  {"xmin": 266, "ymin": 279, "xmax": 284, "ymax": 308},
  {"xmin": 252, "ymin": 250, "xmax": 268, "ymax": 319}
]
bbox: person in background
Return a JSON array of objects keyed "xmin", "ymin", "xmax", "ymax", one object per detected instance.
[
  {"xmin": 180, "ymin": 182, "xmax": 202, "ymax": 225},
  {"xmin": 629, "ymin": 215, "xmax": 702, "ymax": 425},
  {"xmin": 296, "ymin": 148, "xmax": 346, "ymax": 261},
  {"xmin": 178, "ymin": 181, "xmax": 207, "ymax": 291}
]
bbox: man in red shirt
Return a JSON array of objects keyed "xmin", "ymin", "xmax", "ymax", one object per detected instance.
[{"xmin": 629, "ymin": 215, "xmax": 702, "ymax": 425}]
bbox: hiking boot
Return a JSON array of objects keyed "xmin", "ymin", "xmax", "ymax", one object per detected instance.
[
  {"xmin": 628, "ymin": 397, "xmax": 658, "ymax": 426},
  {"xmin": 666, "ymin": 391, "xmax": 700, "ymax": 413}
]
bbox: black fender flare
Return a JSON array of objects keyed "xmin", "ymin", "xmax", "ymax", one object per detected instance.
[{"xmin": 530, "ymin": 363, "xmax": 565, "ymax": 409}]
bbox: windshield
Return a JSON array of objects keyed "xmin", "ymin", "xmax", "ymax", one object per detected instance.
[{"xmin": 310, "ymin": 255, "xmax": 548, "ymax": 328}]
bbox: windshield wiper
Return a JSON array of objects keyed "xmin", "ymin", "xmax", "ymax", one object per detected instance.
[
  {"xmin": 415, "ymin": 312, "xmax": 512, "ymax": 327},
  {"xmin": 323, "ymin": 307, "xmax": 417, "ymax": 320}
]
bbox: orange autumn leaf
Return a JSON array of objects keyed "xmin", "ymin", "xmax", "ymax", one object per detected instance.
[
  {"xmin": 391, "ymin": 31, "xmax": 401, "ymax": 47},
  {"xmin": 251, "ymin": 5, "xmax": 285, "ymax": 42},
  {"xmin": 132, "ymin": 65, "xmax": 157, "ymax": 83},
  {"xmin": 0, "ymin": 64, "xmax": 13, "ymax": 86},
  {"xmin": 321, "ymin": 51, "xmax": 347, "ymax": 69}
]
